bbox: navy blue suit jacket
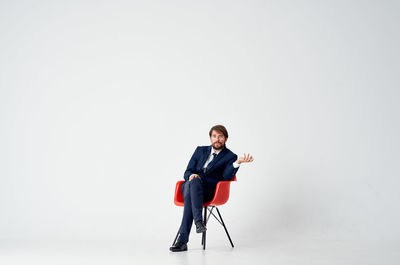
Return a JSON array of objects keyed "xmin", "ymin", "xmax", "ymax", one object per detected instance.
[{"xmin": 183, "ymin": 145, "xmax": 239, "ymax": 192}]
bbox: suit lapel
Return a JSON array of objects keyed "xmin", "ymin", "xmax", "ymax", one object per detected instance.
[{"xmin": 200, "ymin": 146, "xmax": 212, "ymax": 170}]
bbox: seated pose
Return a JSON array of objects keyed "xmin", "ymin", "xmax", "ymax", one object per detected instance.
[{"xmin": 170, "ymin": 125, "xmax": 254, "ymax": 252}]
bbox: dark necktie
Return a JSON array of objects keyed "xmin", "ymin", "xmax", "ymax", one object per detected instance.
[{"xmin": 204, "ymin": 153, "xmax": 217, "ymax": 173}]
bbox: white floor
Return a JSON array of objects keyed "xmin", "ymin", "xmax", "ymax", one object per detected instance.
[{"xmin": 0, "ymin": 238, "xmax": 399, "ymax": 265}]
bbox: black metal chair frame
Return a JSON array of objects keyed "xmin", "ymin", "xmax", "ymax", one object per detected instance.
[{"xmin": 172, "ymin": 205, "xmax": 234, "ymax": 250}]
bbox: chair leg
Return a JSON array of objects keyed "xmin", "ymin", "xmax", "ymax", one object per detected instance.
[
  {"xmin": 201, "ymin": 207, "xmax": 204, "ymax": 246},
  {"xmin": 216, "ymin": 207, "xmax": 234, "ymax": 248},
  {"xmin": 201, "ymin": 208, "xmax": 204, "ymax": 246},
  {"xmin": 202, "ymin": 206, "xmax": 207, "ymax": 250},
  {"xmin": 201, "ymin": 223, "xmax": 204, "ymax": 246},
  {"xmin": 172, "ymin": 226, "xmax": 180, "ymax": 246}
]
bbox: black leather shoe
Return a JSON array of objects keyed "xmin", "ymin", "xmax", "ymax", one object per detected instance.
[
  {"xmin": 195, "ymin": 221, "xmax": 207, "ymax": 233},
  {"xmin": 169, "ymin": 241, "xmax": 187, "ymax": 252}
]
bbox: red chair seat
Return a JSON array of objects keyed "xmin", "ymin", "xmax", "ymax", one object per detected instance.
[{"xmin": 174, "ymin": 176, "xmax": 237, "ymax": 207}]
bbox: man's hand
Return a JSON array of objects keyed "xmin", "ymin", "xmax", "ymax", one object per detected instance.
[
  {"xmin": 189, "ymin": 174, "xmax": 201, "ymax": 181},
  {"xmin": 236, "ymin": 153, "xmax": 254, "ymax": 164}
]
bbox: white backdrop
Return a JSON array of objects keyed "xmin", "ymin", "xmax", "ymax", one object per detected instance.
[{"xmin": 1, "ymin": 0, "xmax": 399, "ymax": 244}]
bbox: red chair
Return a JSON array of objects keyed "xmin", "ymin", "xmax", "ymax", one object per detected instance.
[{"xmin": 172, "ymin": 176, "xmax": 237, "ymax": 250}]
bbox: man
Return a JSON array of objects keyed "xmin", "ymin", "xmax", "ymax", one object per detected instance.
[{"xmin": 170, "ymin": 125, "xmax": 254, "ymax": 252}]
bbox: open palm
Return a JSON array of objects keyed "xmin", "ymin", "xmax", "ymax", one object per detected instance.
[{"xmin": 237, "ymin": 153, "xmax": 254, "ymax": 164}]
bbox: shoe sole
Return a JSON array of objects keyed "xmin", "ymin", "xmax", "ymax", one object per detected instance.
[{"xmin": 169, "ymin": 247, "xmax": 188, "ymax": 252}]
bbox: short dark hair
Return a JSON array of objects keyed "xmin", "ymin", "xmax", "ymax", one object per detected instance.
[{"xmin": 209, "ymin": 125, "xmax": 228, "ymax": 138}]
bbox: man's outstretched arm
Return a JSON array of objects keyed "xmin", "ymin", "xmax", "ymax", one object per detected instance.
[
  {"xmin": 222, "ymin": 155, "xmax": 240, "ymax": 181},
  {"xmin": 222, "ymin": 153, "xmax": 254, "ymax": 180}
]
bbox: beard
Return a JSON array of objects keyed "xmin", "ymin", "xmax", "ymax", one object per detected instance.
[{"xmin": 212, "ymin": 142, "xmax": 225, "ymax": 150}]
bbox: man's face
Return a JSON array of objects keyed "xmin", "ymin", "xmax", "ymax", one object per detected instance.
[{"xmin": 210, "ymin": 130, "xmax": 227, "ymax": 151}]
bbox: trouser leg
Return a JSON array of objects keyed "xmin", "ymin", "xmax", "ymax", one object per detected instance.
[
  {"xmin": 190, "ymin": 178, "xmax": 204, "ymax": 223},
  {"xmin": 178, "ymin": 178, "xmax": 204, "ymax": 243},
  {"xmin": 178, "ymin": 182, "xmax": 193, "ymax": 243}
]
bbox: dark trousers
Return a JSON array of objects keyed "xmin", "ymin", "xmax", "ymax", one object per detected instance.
[{"xmin": 178, "ymin": 177, "xmax": 213, "ymax": 243}]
